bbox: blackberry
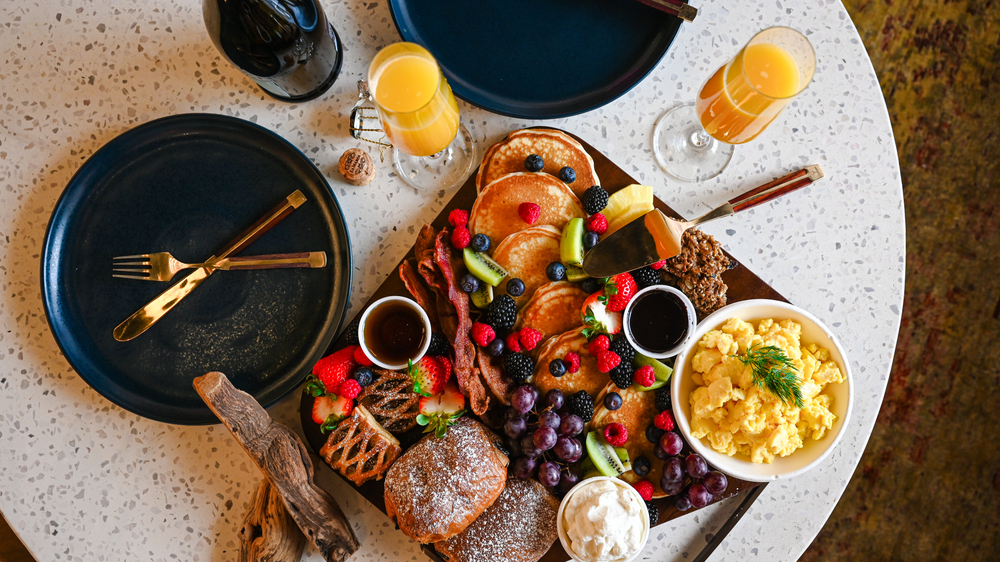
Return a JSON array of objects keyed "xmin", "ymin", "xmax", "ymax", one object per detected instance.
[
  {"xmin": 608, "ymin": 363, "xmax": 635, "ymax": 389},
  {"xmin": 567, "ymin": 390, "xmax": 595, "ymax": 422},
  {"xmin": 610, "ymin": 336, "xmax": 635, "ymax": 367},
  {"xmin": 631, "ymin": 266, "xmax": 662, "ymax": 289},
  {"xmin": 655, "ymin": 386, "xmax": 672, "ymax": 412},
  {"xmin": 646, "ymin": 501, "xmax": 659, "ymax": 526},
  {"xmin": 503, "ymin": 352, "xmax": 535, "ymax": 383},
  {"xmin": 426, "ymin": 332, "xmax": 450, "ymax": 357},
  {"xmin": 342, "ymin": 317, "xmax": 361, "ymax": 346},
  {"xmin": 582, "ymin": 185, "xmax": 609, "ymax": 215},
  {"xmin": 486, "ymin": 295, "xmax": 517, "ymax": 330}
]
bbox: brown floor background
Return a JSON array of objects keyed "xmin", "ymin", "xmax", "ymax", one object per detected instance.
[{"xmin": 2, "ymin": 1, "xmax": 998, "ymax": 561}]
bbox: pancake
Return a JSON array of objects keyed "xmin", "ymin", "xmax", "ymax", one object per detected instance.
[
  {"xmin": 531, "ymin": 327, "xmax": 607, "ymax": 398},
  {"xmin": 476, "ymin": 129, "xmax": 600, "ymax": 198},
  {"xmin": 468, "ymin": 172, "xmax": 585, "ymax": 245},
  {"xmin": 492, "ymin": 226, "xmax": 562, "ymax": 309},
  {"xmin": 592, "ymin": 383, "xmax": 666, "ymax": 498},
  {"xmin": 514, "ymin": 281, "xmax": 588, "ymax": 341}
]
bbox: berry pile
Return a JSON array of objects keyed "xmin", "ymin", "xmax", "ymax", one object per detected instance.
[{"xmin": 504, "ymin": 383, "xmax": 587, "ymax": 493}]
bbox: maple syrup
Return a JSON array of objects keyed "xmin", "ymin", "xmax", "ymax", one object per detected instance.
[
  {"xmin": 362, "ymin": 298, "xmax": 427, "ymax": 367},
  {"xmin": 626, "ymin": 289, "xmax": 691, "ymax": 354}
]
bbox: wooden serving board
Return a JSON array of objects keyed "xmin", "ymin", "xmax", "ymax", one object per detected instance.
[{"xmin": 300, "ymin": 130, "xmax": 786, "ymax": 562}]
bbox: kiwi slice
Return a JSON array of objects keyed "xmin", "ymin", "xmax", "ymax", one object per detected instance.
[
  {"xmin": 585, "ymin": 430, "xmax": 627, "ymax": 477},
  {"xmin": 615, "ymin": 446, "xmax": 633, "ymax": 473},
  {"xmin": 470, "ymin": 282, "xmax": 494, "ymax": 309},
  {"xmin": 635, "ymin": 353, "xmax": 673, "ymax": 382},
  {"xmin": 560, "ymin": 218, "xmax": 585, "ymax": 267},
  {"xmin": 565, "ymin": 265, "xmax": 589, "ymax": 283},
  {"xmin": 463, "ymin": 248, "xmax": 508, "ymax": 286},
  {"xmin": 579, "ymin": 457, "xmax": 603, "ymax": 480}
]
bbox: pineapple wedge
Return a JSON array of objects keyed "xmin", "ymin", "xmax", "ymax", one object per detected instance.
[{"xmin": 603, "ymin": 184, "xmax": 654, "ymax": 224}]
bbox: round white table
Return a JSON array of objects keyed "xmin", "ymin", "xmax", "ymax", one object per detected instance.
[{"xmin": 0, "ymin": 0, "xmax": 903, "ymax": 561}]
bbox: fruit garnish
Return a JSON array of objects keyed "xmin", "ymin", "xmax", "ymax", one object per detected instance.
[
  {"xmin": 583, "ymin": 231, "xmax": 599, "ymax": 250},
  {"xmin": 502, "ymin": 352, "xmax": 535, "ymax": 383},
  {"xmin": 548, "ymin": 358, "xmax": 566, "ymax": 377},
  {"xmin": 545, "ymin": 261, "xmax": 566, "ymax": 281},
  {"xmin": 566, "ymin": 265, "xmax": 588, "ymax": 283},
  {"xmin": 524, "ymin": 154, "xmax": 544, "ymax": 172},
  {"xmin": 337, "ymin": 378, "xmax": 361, "ymax": 401},
  {"xmin": 460, "ymin": 273, "xmax": 480, "ymax": 294},
  {"xmin": 435, "ymin": 355, "xmax": 453, "ymax": 377},
  {"xmin": 350, "ymin": 366, "xmax": 374, "ymax": 387},
  {"xmin": 587, "ymin": 334, "xmax": 611, "ymax": 355},
  {"xmin": 450, "ymin": 226, "xmax": 472, "ymax": 250},
  {"xmin": 518, "ymin": 328, "xmax": 543, "ymax": 351},
  {"xmin": 654, "ymin": 410, "xmax": 676, "ymax": 431},
  {"xmin": 596, "ymin": 350, "xmax": 621, "ymax": 373},
  {"xmin": 353, "ymin": 346, "xmax": 374, "ymax": 367},
  {"xmin": 560, "ymin": 217, "xmax": 585, "ymax": 267},
  {"xmin": 585, "ymin": 213, "xmax": 608, "ymax": 235},
  {"xmin": 518, "ymin": 202, "xmax": 541, "ymax": 224},
  {"xmin": 312, "ymin": 394, "xmax": 353, "ymax": 433},
  {"xmin": 308, "ymin": 346, "xmax": 357, "ymax": 396},
  {"xmin": 426, "ymin": 332, "xmax": 450, "ymax": 356},
  {"xmin": 463, "ymin": 247, "xmax": 508, "ymax": 287},
  {"xmin": 606, "ymin": 202, "xmax": 655, "ymax": 236},
  {"xmin": 603, "ymin": 391, "xmax": 622, "ymax": 411},
  {"xmin": 408, "ymin": 356, "xmax": 448, "ymax": 396},
  {"xmin": 567, "ymin": 390, "xmax": 595, "ymax": 422},
  {"xmin": 732, "ymin": 344, "xmax": 804, "ymax": 408},
  {"xmin": 582, "ymin": 185, "xmax": 609, "ymax": 215},
  {"xmin": 584, "ymin": 430, "xmax": 628, "ymax": 477},
  {"xmin": 634, "ymin": 365, "xmax": 656, "ymax": 387},
  {"xmin": 448, "ymin": 208, "xmax": 469, "ymax": 227},
  {"xmin": 633, "ymin": 480, "xmax": 654, "ymax": 502},
  {"xmin": 633, "ymin": 455, "xmax": 651, "ymax": 477},
  {"xmin": 470, "ymin": 233, "xmax": 491, "ymax": 253},
  {"xmin": 564, "ymin": 351, "xmax": 581, "ymax": 373},
  {"xmin": 650, "ymin": 259, "xmax": 666, "ymax": 270},
  {"xmin": 485, "ymin": 294, "xmax": 517, "ymax": 330},
  {"xmin": 600, "ymin": 273, "xmax": 638, "ymax": 312},
  {"xmin": 416, "ymin": 382, "xmax": 466, "ymax": 438},
  {"xmin": 506, "ymin": 278, "xmax": 525, "ymax": 297},
  {"xmin": 505, "ymin": 331, "xmax": 523, "ymax": 353},
  {"xmin": 581, "ymin": 294, "xmax": 622, "ymax": 338},
  {"xmin": 471, "ymin": 322, "xmax": 496, "ymax": 347},
  {"xmin": 602, "ymin": 184, "xmax": 653, "ymax": 225},
  {"xmin": 558, "ymin": 166, "xmax": 576, "ymax": 183},
  {"xmin": 630, "ymin": 265, "xmax": 660, "ymax": 289},
  {"xmin": 470, "ymin": 281, "xmax": 494, "ymax": 309},
  {"xmin": 634, "ymin": 353, "xmax": 673, "ymax": 391}
]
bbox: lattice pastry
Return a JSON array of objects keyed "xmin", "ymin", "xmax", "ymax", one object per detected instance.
[
  {"xmin": 319, "ymin": 404, "xmax": 402, "ymax": 486},
  {"xmin": 358, "ymin": 369, "xmax": 420, "ymax": 434}
]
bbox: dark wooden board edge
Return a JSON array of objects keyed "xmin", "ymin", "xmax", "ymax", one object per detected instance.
[{"xmin": 299, "ymin": 128, "xmax": 786, "ymax": 562}]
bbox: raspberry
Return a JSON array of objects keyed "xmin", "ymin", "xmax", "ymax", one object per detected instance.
[
  {"xmin": 337, "ymin": 379, "xmax": 361, "ymax": 401},
  {"xmin": 654, "ymin": 410, "xmax": 676, "ymax": 431},
  {"xmin": 506, "ymin": 332, "xmax": 523, "ymax": 353},
  {"xmin": 596, "ymin": 350, "xmax": 621, "ymax": 373},
  {"xmin": 650, "ymin": 259, "xmax": 666, "ymax": 270},
  {"xmin": 603, "ymin": 422, "xmax": 628, "ymax": 447},
  {"xmin": 588, "ymin": 334, "xmax": 610, "ymax": 356},
  {"xmin": 353, "ymin": 346, "xmax": 374, "ymax": 367},
  {"xmin": 448, "ymin": 208, "xmax": 469, "ymax": 227},
  {"xmin": 518, "ymin": 202, "xmax": 541, "ymax": 225},
  {"xmin": 519, "ymin": 328, "xmax": 543, "ymax": 351},
  {"xmin": 635, "ymin": 365, "xmax": 656, "ymax": 387},
  {"xmin": 471, "ymin": 322, "xmax": 496, "ymax": 347},
  {"xmin": 450, "ymin": 226, "xmax": 471, "ymax": 250},
  {"xmin": 633, "ymin": 479, "xmax": 654, "ymax": 502},
  {"xmin": 585, "ymin": 213, "xmax": 608, "ymax": 235},
  {"xmin": 564, "ymin": 352, "xmax": 581, "ymax": 373}
]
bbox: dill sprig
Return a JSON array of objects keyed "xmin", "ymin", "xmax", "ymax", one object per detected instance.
[{"xmin": 733, "ymin": 344, "xmax": 804, "ymax": 408}]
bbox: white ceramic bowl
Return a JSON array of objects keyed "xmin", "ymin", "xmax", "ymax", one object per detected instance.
[
  {"xmin": 671, "ymin": 299, "xmax": 854, "ymax": 482},
  {"xmin": 357, "ymin": 296, "xmax": 432, "ymax": 370},
  {"xmin": 622, "ymin": 285, "xmax": 697, "ymax": 360},
  {"xmin": 556, "ymin": 476, "xmax": 649, "ymax": 562}
]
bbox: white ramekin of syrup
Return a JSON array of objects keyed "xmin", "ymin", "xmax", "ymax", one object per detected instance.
[
  {"xmin": 357, "ymin": 296, "xmax": 431, "ymax": 370},
  {"xmin": 622, "ymin": 285, "xmax": 696, "ymax": 359}
]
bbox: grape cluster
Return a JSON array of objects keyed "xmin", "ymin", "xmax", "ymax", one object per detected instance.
[
  {"xmin": 658, "ymin": 447, "xmax": 729, "ymax": 510},
  {"xmin": 504, "ymin": 383, "xmax": 585, "ymax": 493}
]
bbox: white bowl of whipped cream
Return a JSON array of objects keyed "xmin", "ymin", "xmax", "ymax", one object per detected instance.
[{"xmin": 556, "ymin": 476, "xmax": 650, "ymax": 562}]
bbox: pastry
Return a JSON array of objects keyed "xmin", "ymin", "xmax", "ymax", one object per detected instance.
[
  {"xmin": 476, "ymin": 128, "xmax": 599, "ymax": 198},
  {"xmin": 468, "ymin": 172, "xmax": 585, "ymax": 245},
  {"xmin": 383, "ymin": 417, "xmax": 509, "ymax": 543},
  {"xmin": 491, "ymin": 225, "xmax": 563, "ymax": 309},
  {"xmin": 433, "ymin": 477, "xmax": 559, "ymax": 562},
  {"xmin": 357, "ymin": 369, "xmax": 420, "ymax": 434},
  {"xmin": 319, "ymin": 404, "xmax": 402, "ymax": 486}
]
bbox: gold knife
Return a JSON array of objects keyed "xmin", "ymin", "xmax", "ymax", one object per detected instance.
[{"xmin": 113, "ymin": 190, "xmax": 308, "ymax": 342}]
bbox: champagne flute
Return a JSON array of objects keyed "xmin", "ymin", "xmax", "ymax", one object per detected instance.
[
  {"xmin": 365, "ymin": 42, "xmax": 477, "ymax": 192},
  {"xmin": 653, "ymin": 27, "xmax": 816, "ymax": 182}
]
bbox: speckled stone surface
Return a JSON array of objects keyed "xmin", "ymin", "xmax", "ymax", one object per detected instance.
[{"xmin": 0, "ymin": 1, "xmax": 903, "ymax": 562}]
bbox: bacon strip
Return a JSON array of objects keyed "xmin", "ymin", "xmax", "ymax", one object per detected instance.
[
  {"xmin": 476, "ymin": 346, "xmax": 511, "ymax": 406},
  {"xmin": 399, "ymin": 260, "xmax": 439, "ymax": 332}
]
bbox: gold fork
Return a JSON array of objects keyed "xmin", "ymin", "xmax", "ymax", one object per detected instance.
[{"xmin": 112, "ymin": 251, "xmax": 327, "ymax": 281}]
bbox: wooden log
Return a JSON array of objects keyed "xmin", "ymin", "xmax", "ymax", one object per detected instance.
[
  {"xmin": 240, "ymin": 478, "xmax": 306, "ymax": 562},
  {"xmin": 194, "ymin": 372, "xmax": 360, "ymax": 562}
]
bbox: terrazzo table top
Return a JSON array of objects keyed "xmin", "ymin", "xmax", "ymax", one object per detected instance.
[{"xmin": 0, "ymin": 0, "xmax": 903, "ymax": 561}]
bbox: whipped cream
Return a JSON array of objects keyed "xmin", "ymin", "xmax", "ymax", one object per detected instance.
[{"xmin": 563, "ymin": 479, "xmax": 648, "ymax": 562}]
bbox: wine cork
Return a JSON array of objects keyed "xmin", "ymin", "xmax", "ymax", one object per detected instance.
[{"xmin": 339, "ymin": 148, "xmax": 375, "ymax": 186}]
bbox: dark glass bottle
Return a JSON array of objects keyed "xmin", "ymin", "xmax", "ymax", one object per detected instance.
[{"xmin": 203, "ymin": 0, "xmax": 343, "ymax": 102}]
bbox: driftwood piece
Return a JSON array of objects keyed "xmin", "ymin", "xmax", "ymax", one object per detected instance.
[
  {"xmin": 240, "ymin": 478, "xmax": 306, "ymax": 562},
  {"xmin": 194, "ymin": 372, "xmax": 360, "ymax": 562}
]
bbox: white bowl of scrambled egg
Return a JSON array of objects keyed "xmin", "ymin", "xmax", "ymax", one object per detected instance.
[{"xmin": 671, "ymin": 299, "xmax": 853, "ymax": 482}]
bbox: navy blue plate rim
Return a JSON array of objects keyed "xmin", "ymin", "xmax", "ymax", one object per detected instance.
[
  {"xmin": 386, "ymin": 0, "xmax": 686, "ymax": 119},
  {"xmin": 41, "ymin": 113, "xmax": 353, "ymax": 425}
]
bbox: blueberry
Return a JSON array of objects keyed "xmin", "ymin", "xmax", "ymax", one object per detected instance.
[
  {"xmin": 646, "ymin": 424, "xmax": 665, "ymax": 444},
  {"xmin": 603, "ymin": 391, "xmax": 622, "ymax": 411},
  {"xmin": 506, "ymin": 278, "xmax": 525, "ymax": 297},
  {"xmin": 524, "ymin": 154, "xmax": 544, "ymax": 172},
  {"xmin": 546, "ymin": 262, "xmax": 566, "ymax": 281},
  {"xmin": 486, "ymin": 338, "xmax": 505, "ymax": 357},
  {"xmin": 583, "ymin": 231, "xmax": 599, "ymax": 250},
  {"xmin": 559, "ymin": 166, "xmax": 576, "ymax": 183},
  {"xmin": 460, "ymin": 273, "xmax": 480, "ymax": 294},
  {"xmin": 549, "ymin": 358, "xmax": 567, "ymax": 378},
  {"xmin": 632, "ymin": 455, "xmax": 652, "ymax": 477},
  {"xmin": 351, "ymin": 366, "xmax": 374, "ymax": 387},
  {"xmin": 470, "ymin": 233, "xmax": 491, "ymax": 253},
  {"xmin": 581, "ymin": 277, "xmax": 600, "ymax": 294}
]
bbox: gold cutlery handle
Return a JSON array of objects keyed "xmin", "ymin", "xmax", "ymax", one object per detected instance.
[{"xmin": 217, "ymin": 252, "xmax": 327, "ymax": 270}]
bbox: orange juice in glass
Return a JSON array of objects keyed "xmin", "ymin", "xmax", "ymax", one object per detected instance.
[
  {"xmin": 367, "ymin": 42, "xmax": 475, "ymax": 191},
  {"xmin": 654, "ymin": 27, "xmax": 815, "ymax": 182}
]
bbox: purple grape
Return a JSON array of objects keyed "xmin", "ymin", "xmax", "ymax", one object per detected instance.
[
  {"xmin": 513, "ymin": 456, "xmax": 537, "ymax": 479},
  {"xmin": 504, "ymin": 417, "xmax": 527, "ymax": 439},
  {"xmin": 685, "ymin": 454, "xmax": 708, "ymax": 479},
  {"xmin": 504, "ymin": 407, "xmax": 523, "ymax": 422},
  {"xmin": 646, "ymin": 424, "xmax": 665, "ymax": 444},
  {"xmin": 560, "ymin": 414, "xmax": 584, "ymax": 436},
  {"xmin": 662, "ymin": 457, "xmax": 684, "ymax": 483},
  {"xmin": 533, "ymin": 427, "xmax": 558, "ymax": 451},
  {"xmin": 688, "ymin": 483, "xmax": 712, "ymax": 508},
  {"xmin": 675, "ymin": 494, "xmax": 693, "ymax": 511},
  {"xmin": 653, "ymin": 445, "xmax": 670, "ymax": 460},
  {"xmin": 545, "ymin": 389, "xmax": 565, "ymax": 410},
  {"xmin": 554, "ymin": 436, "xmax": 581, "ymax": 462},
  {"xmin": 538, "ymin": 461, "xmax": 562, "ymax": 488},
  {"xmin": 659, "ymin": 431, "xmax": 683, "ymax": 456},
  {"xmin": 538, "ymin": 411, "xmax": 561, "ymax": 430},
  {"xmin": 703, "ymin": 471, "xmax": 728, "ymax": 495},
  {"xmin": 511, "ymin": 385, "xmax": 535, "ymax": 414},
  {"xmin": 527, "ymin": 385, "xmax": 541, "ymax": 404},
  {"xmin": 662, "ymin": 478, "xmax": 686, "ymax": 496},
  {"xmin": 558, "ymin": 470, "xmax": 580, "ymax": 494},
  {"xmin": 520, "ymin": 436, "xmax": 542, "ymax": 458}
]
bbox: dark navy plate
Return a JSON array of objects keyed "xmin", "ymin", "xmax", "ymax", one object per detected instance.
[
  {"xmin": 388, "ymin": 0, "xmax": 685, "ymax": 119},
  {"xmin": 42, "ymin": 114, "xmax": 352, "ymax": 425}
]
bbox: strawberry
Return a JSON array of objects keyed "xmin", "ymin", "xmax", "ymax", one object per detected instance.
[
  {"xmin": 448, "ymin": 208, "xmax": 469, "ymax": 227},
  {"xmin": 564, "ymin": 351, "xmax": 581, "ymax": 373},
  {"xmin": 596, "ymin": 350, "xmax": 621, "ymax": 373},
  {"xmin": 601, "ymin": 273, "xmax": 638, "ymax": 312},
  {"xmin": 519, "ymin": 328, "xmax": 543, "ymax": 351},
  {"xmin": 310, "ymin": 346, "xmax": 357, "ymax": 395},
  {"xmin": 337, "ymin": 379, "xmax": 361, "ymax": 401},
  {"xmin": 585, "ymin": 213, "xmax": 608, "ymax": 235},
  {"xmin": 451, "ymin": 226, "xmax": 471, "ymax": 250},
  {"xmin": 603, "ymin": 422, "xmax": 628, "ymax": 447},
  {"xmin": 518, "ymin": 202, "xmax": 541, "ymax": 224},
  {"xmin": 635, "ymin": 365, "xmax": 656, "ymax": 387},
  {"xmin": 587, "ymin": 334, "xmax": 611, "ymax": 356},
  {"xmin": 581, "ymin": 293, "xmax": 622, "ymax": 339},
  {"xmin": 650, "ymin": 259, "xmax": 666, "ymax": 270},
  {"xmin": 435, "ymin": 355, "xmax": 453, "ymax": 380},
  {"xmin": 353, "ymin": 346, "xmax": 374, "ymax": 367},
  {"xmin": 471, "ymin": 322, "xmax": 496, "ymax": 347},
  {"xmin": 506, "ymin": 332, "xmax": 523, "ymax": 353},
  {"xmin": 409, "ymin": 356, "xmax": 448, "ymax": 396},
  {"xmin": 633, "ymin": 479, "xmax": 654, "ymax": 502},
  {"xmin": 417, "ymin": 382, "xmax": 466, "ymax": 437},
  {"xmin": 312, "ymin": 394, "xmax": 353, "ymax": 433}
]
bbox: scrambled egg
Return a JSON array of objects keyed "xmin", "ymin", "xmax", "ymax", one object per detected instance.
[{"xmin": 688, "ymin": 318, "xmax": 844, "ymax": 463}]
